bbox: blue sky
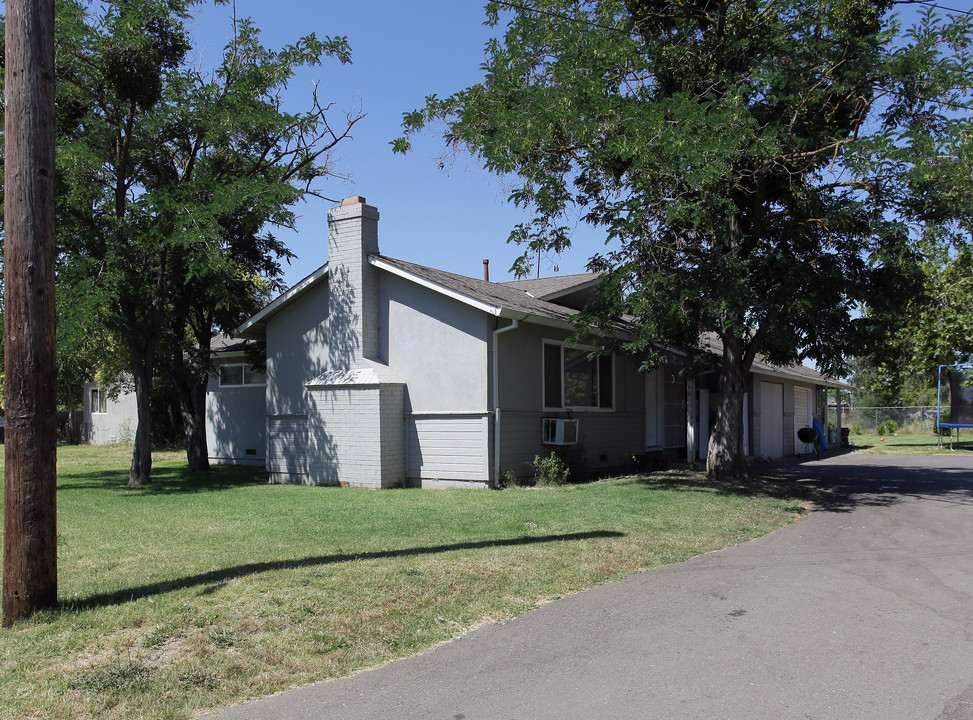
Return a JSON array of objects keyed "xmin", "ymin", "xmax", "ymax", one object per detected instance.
[
  {"xmin": 184, "ymin": 1, "xmax": 938, "ymax": 291},
  {"xmin": 188, "ymin": 0, "xmax": 608, "ymax": 289}
]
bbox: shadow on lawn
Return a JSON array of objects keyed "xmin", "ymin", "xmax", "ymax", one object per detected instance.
[
  {"xmin": 629, "ymin": 470, "xmax": 821, "ymax": 505},
  {"xmin": 57, "ymin": 464, "xmax": 268, "ymax": 495},
  {"xmin": 63, "ymin": 530, "xmax": 625, "ymax": 611}
]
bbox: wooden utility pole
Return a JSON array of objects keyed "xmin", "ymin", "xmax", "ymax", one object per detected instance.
[{"xmin": 3, "ymin": 0, "xmax": 58, "ymax": 627}]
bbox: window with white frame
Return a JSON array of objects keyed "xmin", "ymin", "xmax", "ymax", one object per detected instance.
[
  {"xmin": 218, "ymin": 364, "xmax": 266, "ymax": 387},
  {"xmin": 543, "ymin": 341, "xmax": 613, "ymax": 410},
  {"xmin": 90, "ymin": 387, "xmax": 107, "ymax": 414}
]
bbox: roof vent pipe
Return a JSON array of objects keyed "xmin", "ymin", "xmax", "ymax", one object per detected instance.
[{"xmin": 483, "ymin": 259, "xmax": 490, "ymax": 282}]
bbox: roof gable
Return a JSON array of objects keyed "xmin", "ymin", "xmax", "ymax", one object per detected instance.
[{"xmin": 236, "ymin": 263, "xmax": 328, "ymax": 338}]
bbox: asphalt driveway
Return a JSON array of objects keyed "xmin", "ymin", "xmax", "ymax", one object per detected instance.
[{"xmin": 207, "ymin": 453, "xmax": 973, "ymax": 720}]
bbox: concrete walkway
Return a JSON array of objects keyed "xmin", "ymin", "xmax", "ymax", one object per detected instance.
[{"xmin": 207, "ymin": 453, "xmax": 973, "ymax": 720}]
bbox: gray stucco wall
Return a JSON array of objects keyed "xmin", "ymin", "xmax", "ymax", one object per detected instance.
[
  {"xmin": 380, "ymin": 273, "xmax": 491, "ymax": 484},
  {"xmin": 380, "ymin": 273, "xmax": 489, "ymax": 412},
  {"xmin": 206, "ymin": 373, "xmax": 266, "ymax": 466},
  {"xmin": 265, "ymin": 278, "xmax": 330, "ymax": 417}
]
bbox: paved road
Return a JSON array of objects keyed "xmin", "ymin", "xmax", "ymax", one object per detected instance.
[{"xmin": 207, "ymin": 453, "xmax": 973, "ymax": 720}]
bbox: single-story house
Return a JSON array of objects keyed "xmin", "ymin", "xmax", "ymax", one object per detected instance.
[
  {"xmin": 205, "ymin": 196, "xmax": 847, "ymax": 488},
  {"xmin": 83, "ymin": 380, "xmax": 139, "ymax": 445}
]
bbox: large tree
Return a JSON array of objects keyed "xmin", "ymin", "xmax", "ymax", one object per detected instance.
[
  {"xmin": 397, "ymin": 0, "xmax": 973, "ymax": 480},
  {"xmin": 51, "ymin": 0, "xmax": 361, "ymax": 484},
  {"xmin": 853, "ymin": 230, "xmax": 973, "ymax": 406}
]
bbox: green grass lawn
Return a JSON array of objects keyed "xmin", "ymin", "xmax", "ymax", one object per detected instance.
[
  {"xmin": 1, "ymin": 445, "xmax": 814, "ymax": 720},
  {"xmin": 845, "ymin": 430, "xmax": 973, "ymax": 455}
]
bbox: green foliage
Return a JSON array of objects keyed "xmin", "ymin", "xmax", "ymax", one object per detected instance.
[
  {"xmin": 397, "ymin": 0, "xmax": 973, "ymax": 480},
  {"xmin": 877, "ymin": 419, "xmax": 898, "ymax": 436},
  {"xmin": 20, "ymin": 0, "xmax": 362, "ymax": 479},
  {"xmin": 500, "ymin": 468, "xmax": 537, "ymax": 488},
  {"xmin": 531, "ymin": 451, "xmax": 571, "ymax": 486}
]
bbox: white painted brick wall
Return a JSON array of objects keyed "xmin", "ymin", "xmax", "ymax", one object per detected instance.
[
  {"xmin": 309, "ymin": 382, "xmax": 405, "ymax": 489},
  {"xmin": 306, "ymin": 200, "xmax": 406, "ymax": 489},
  {"xmin": 327, "ymin": 202, "xmax": 380, "ymax": 368}
]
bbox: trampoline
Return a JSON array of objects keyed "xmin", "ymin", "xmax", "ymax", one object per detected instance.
[{"xmin": 937, "ymin": 363, "xmax": 973, "ymax": 450}]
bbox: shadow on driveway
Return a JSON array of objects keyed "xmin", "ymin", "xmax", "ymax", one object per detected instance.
[{"xmin": 753, "ymin": 451, "xmax": 973, "ymax": 513}]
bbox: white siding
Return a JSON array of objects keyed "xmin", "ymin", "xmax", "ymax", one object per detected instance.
[{"xmin": 407, "ymin": 415, "xmax": 489, "ymax": 482}]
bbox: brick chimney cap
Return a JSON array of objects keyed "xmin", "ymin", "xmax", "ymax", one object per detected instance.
[{"xmin": 340, "ymin": 196, "xmax": 367, "ymax": 207}]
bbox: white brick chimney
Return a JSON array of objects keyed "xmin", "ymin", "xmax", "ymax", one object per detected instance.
[
  {"xmin": 308, "ymin": 196, "xmax": 406, "ymax": 489},
  {"xmin": 326, "ymin": 196, "xmax": 380, "ymax": 370}
]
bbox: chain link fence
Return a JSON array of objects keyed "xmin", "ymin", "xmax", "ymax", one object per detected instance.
[{"xmin": 840, "ymin": 406, "xmax": 941, "ymax": 434}]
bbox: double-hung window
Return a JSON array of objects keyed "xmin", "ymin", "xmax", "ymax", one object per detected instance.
[
  {"xmin": 543, "ymin": 341, "xmax": 613, "ymax": 410},
  {"xmin": 218, "ymin": 364, "xmax": 266, "ymax": 387}
]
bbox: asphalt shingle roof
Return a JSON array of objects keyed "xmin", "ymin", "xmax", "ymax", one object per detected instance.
[
  {"xmin": 373, "ymin": 256, "xmax": 580, "ymax": 325},
  {"xmin": 499, "ymin": 273, "xmax": 603, "ymax": 300}
]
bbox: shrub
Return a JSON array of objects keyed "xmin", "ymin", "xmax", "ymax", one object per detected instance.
[
  {"xmin": 531, "ymin": 452, "xmax": 571, "ymax": 486},
  {"xmin": 500, "ymin": 469, "xmax": 523, "ymax": 489},
  {"xmin": 876, "ymin": 419, "xmax": 898, "ymax": 436},
  {"xmin": 851, "ymin": 425, "xmax": 863, "ymax": 435}
]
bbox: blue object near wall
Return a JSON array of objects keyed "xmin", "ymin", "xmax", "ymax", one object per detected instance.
[{"xmin": 813, "ymin": 417, "xmax": 829, "ymax": 452}]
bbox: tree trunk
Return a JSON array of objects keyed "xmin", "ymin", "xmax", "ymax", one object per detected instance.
[
  {"xmin": 62, "ymin": 382, "xmax": 79, "ymax": 444},
  {"xmin": 3, "ymin": 0, "xmax": 58, "ymax": 626},
  {"xmin": 167, "ymin": 338, "xmax": 211, "ymax": 473},
  {"xmin": 706, "ymin": 335, "xmax": 750, "ymax": 481},
  {"xmin": 128, "ymin": 346, "xmax": 154, "ymax": 486},
  {"xmin": 181, "ymin": 380, "xmax": 210, "ymax": 473}
]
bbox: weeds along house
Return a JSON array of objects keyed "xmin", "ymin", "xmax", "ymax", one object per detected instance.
[{"xmin": 205, "ymin": 196, "xmax": 846, "ymax": 487}]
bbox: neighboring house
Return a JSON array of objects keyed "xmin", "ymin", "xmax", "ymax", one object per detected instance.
[
  {"xmin": 83, "ymin": 380, "xmax": 138, "ymax": 445},
  {"xmin": 206, "ymin": 196, "xmax": 847, "ymax": 488}
]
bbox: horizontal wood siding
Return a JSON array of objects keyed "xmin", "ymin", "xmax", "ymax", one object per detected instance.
[
  {"xmin": 499, "ymin": 413, "xmax": 545, "ymax": 476},
  {"xmin": 268, "ymin": 416, "xmax": 308, "ymax": 476},
  {"xmin": 407, "ymin": 415, "xmax": 488, "ymax": 482}
]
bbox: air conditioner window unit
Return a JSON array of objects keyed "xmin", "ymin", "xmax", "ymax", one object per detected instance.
[{"xmin": 542, "ymin": 418, "xmax": 579, "ymax": 445}]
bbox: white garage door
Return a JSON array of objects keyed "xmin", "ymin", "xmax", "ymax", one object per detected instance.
[
  {"xmin": 794, "ymin": 386, "xmax": 811, "ymax": 449},
  {"xmin": 760, "ymin": 382, "xmax": 783, "ymax": 458}
]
